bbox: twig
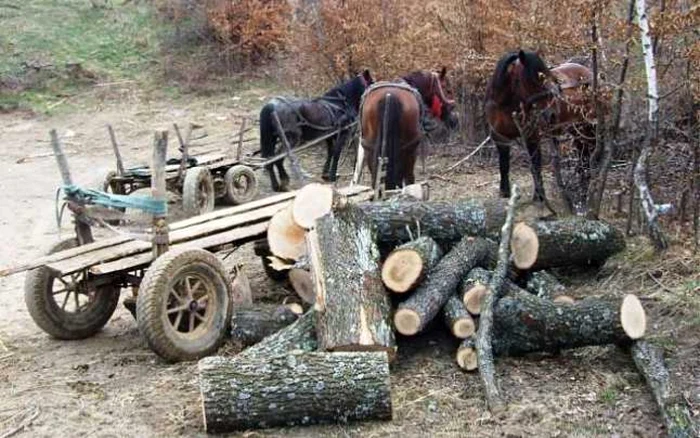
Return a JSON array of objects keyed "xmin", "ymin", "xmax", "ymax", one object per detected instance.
[
  {"xmin": 646, "ymin": 271, "xmax": 674, "ymax": 293},
  {"xmin": 476, "ymin": 183, "xmax": 520, "ymax": 412},
  {"xmin": 0, "ymin": 408, "xmax": 40, "ymax": 438},
  {"xmin": 438, "ymin": 135, "xmax": 491, "ymax": 176}
]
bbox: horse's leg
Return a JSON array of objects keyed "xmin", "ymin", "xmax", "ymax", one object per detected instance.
[
  {"xmin": 276, "ymin": 132, "xmax": 295, "ymax": 191},
  {"xmin": 328, "ymin": 131, "xmax": 348, "ymax": 183},
  {"xmin": 527, "ymin": 139, "xmax": 546, "ymax": 203},
  {"xmin": 550, "ymin": 136, "xmax": 574, "ymax": 213},
  {"xmin": 321, "ymin": 139, "xmax": 332, "ymax": 181},
  {"xmin": 265, "ymin": 162, "xmax": 281, "ymax": 192},
  {"xmin": 496, "ymin": 141, "xmax": 511, "ymax": 198}
]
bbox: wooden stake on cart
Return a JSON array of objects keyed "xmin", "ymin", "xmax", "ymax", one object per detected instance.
[
  {"xmin": 50, "ymin": 129, "xmax": 93, "ymax": 245},
  {"xmin": 151, "ymin": 130, "xmax": 169, "ymax": 258},
  {"xmin": 236, "ymin": 118, "xmax": 246, "ymax": 161},
  {"xmin": 107, "ymin": 124, "xmax": 125, "ymax": 175},
  {"xmin": 174, "ymin": 123, "xmax": 192, "ymax": 185}
]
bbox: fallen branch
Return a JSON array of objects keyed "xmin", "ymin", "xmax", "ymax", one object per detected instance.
[{"xmin": 476, "ymin": 183, "xmax": 520, "ymax": 412}]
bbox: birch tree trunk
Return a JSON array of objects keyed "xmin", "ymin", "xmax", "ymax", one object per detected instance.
[{"xmin": 634, "ymin": 0, "xmax": 668, "ymax": 250}]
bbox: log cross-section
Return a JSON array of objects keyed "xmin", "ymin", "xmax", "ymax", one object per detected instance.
[
  {"xmin": 308, "ymin": 204, "xmax": 396, "ymax": 357},
  {"xmin": 381, "ymin": 236, "xmax": 443, "ymax": 293}
]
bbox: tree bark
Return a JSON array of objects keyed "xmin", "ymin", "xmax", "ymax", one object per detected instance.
[
  {"xmin": 230, "ymin": 305, "xmax": 300, "ymax": 347},
  {"xmin": 634, "ymin": 0, "xmax": 669, "ymax": 250},
  {"xmin": 381, "ymin": 236, "xmax": 443, "ymax": 293},
  {"xmin": 199, "ymin": 352, "xmax": 392, "ymax": 433},
  {"xmin": 510, "ymin": 218, "xmax": 625, "ymax": 270},
  {"xmin": 309, "ymin": 204, "xmax": 396, "ymax": 357},
  {"xmin": 525, "ymin": 270, "xmax": 575, "ymax": 303},
  {"xmin": 357, "ymin": 197, "xmax": 508, "ymax": 246},
  {"xmin": 631, "ymin": 340, "xmax": 698, "ymax": 438},
  {"xmin": 443, "ymin": 294, "xmax": 476, "ymax": 339},
  {"xmin": 393, "ymin": 236, "xmax": 493, "ymax": 336},
  {"xmin": 477, "ymin": 184, "xmax": 519, "ymax": 412},
  {"xmin": 236, "ymin": 310, "xmax": 317, "ymax": 361},
  {"xmin": 492, "ymin": 291, "xmax": 646, "ymax": 356}
]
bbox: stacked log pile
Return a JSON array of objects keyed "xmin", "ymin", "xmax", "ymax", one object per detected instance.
[{"xmin": 198, "ymin": 183, "xmax": 695, "ymax": 436}]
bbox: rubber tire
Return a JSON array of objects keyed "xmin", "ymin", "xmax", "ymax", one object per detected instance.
[
  {"xmin": 224, "ymin": 165, "xmax": 258, "ymax": 205},
  {"xmin": 182, "ymin": 167, "xmax": 215, "ymax": 217},
  {"xmin": 136, "ymin": 248, "xmax": 233, "ymax": 362},
  {"xmin": 24, "ymin": 238, "xmax": 120, "ymax": 340}
]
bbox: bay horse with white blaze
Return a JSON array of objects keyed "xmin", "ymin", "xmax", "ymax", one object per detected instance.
[
  {"xmin": 485, "ymin": 50, "xmax": 600, "ymax": 212},
  {"xmin": 356, "ymin": 68, "xmax": 458, "ymax": 191},
  {"xmin": 259, "ymin": 70, "xmax": 374, "ymax": 192}
]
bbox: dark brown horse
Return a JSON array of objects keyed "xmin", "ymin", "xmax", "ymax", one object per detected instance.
[
  {"xmin": 354, "ymin": 69, "xmax": 458, "ymax": 190},
  {"xmin": 485, "ymin": 50, "xmax": 600, "ymax": 211}
]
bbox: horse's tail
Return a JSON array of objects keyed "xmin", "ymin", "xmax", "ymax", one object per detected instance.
[
  {"xmin": 377, "ymin": 93, "xmax": 402, "ymax": 190},
  {"xmin": 259, "ymin": 102, "xmax": 277, "ymax": 159}
]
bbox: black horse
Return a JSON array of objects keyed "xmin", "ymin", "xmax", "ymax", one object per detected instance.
[{"xmin": 259, "ymin": 70, "xmax": 374, "ymax": 192}]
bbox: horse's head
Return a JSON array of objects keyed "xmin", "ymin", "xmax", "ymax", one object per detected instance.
[
  {"xmin": 490, "ymin": 50, "xmax": 557, "ymax": 109},
  {"xmin": 336, "ymin": 69, "xmax": 375, "ymax": 112},
  {"xmin": 404, "ymin": 67, "xmax": 458, "ymax": 130}
]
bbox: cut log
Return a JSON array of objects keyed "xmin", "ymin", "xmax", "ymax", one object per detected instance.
[
  {"xmin": 460, "ymin": 267, "xmax": 492, "ymax": 315},
  {"xmin": 357, "ymin": 197, "xmax": 508, "ymax": 246},
  {"xmin": 309, "ymin": 204, "xmax": 396, "ymax": 356},
  {"xmin": 631, "ymin": 340, "xmax": 698, "ymax": 438},
  {"xmin": 236, "ymin": 310, "xmax": 317, "ymax": 360},
  {"xmin": 492, "ymin": 292, "xmax": 646, "ymax": 356},
  {"xmin": 381, "ymin": 236, "xmax": 443, "ymax": 293},
  {"xmin": 230, "ymin": 305, "xmax": 300, "ymax": 347},
  {"xmin": 443, "ymin": 294, "xmax": 476, "ymax": 339},
  {"xmin": 267, "ymin": 205, "xmax": 307, "ymax": 261},
  {"xmin": 456, "ymin": 336, "xmax": 478, "ymax": 371},
  {"xmin": 525, "ymin": 270, "xmax": 574, "ymax": 303},
  {"xmin": 510, "ymin": 218, "xmax": 625, "ymax": 270},
  {"xmin": 291, "ymin": 183, "xmax": 348, "ymax": 229},
  {"xmin": 394, "ymin": 236, "xmax": 493, "ymax": 336},
  {"xmin": 288, "ymin": 268, "xmax": 315, "ymax": 304},
  {"xmin": 199, "ymin": 351, "xmax": 392, "ymax": 433}
]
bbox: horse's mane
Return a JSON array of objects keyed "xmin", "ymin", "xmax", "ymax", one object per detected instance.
[
  {"xmin": 490, "ymin": 53, "xmax": 519, "ymax": 92},
  {"xmin": 322, "ymin": 75, "xmax": 366, "ymax": 105},
  {"xmin": 488, "ymin": 51, "xmax": 549, "ymax": 98}
]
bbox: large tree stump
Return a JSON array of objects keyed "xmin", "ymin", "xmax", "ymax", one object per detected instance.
[
  {"xmin": 443, "ymin": 294, "xmax": 476, "ymax": 339},
  {"xmin": 236, "ymin": 310, "xmax": 317, "ymax": 360},
  {"xmin": 510, "ymin": 218, "xmax": 625, "ymax": 270},
  {"xmin": 631, "ymin": 340, "xmax": 698, "ymax": 438},
  {"xmin": 199, "ymin": 351, "xmax": 392, "ymax": 433},
  {"xmin": 394, "ymin": 236, "xmax": 492, "ymax": 336},
  {"xmin": 357, "ymin": 197, "xmax": 508, "ymax": 246},
  {"xmin": 381, "ymin": 236, "xmax": 443, "ymax": 293},
  {"xmin": 493, "ymin": 292, "xmax": 646, "ymax": 356},
  {"xmin": 525, "ymin": 270, "xmax": 575, "ymax": 304},
  {"xmin": 308, "ymin": 204, "xmax": 396, "ymax": 356},
  {"xmin": 230, "ymin": 304, "xmax": 300, "ymax": 347}
]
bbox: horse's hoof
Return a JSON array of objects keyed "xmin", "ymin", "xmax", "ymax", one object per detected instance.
[
  {"xmin": 499, "ymin": 190, "xmax": 511, "ymax": 198},
  {"xmin": 321, "ymin": 174, "xmax": 330, "ymax": 182}
]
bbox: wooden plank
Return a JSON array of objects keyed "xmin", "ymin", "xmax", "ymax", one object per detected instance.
[{"xmin": 89, "ymin": 222, "xmax": 270, "ymax": 275}]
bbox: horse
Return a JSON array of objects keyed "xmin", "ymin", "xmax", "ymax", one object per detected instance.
[
  {"xmin": 485, "ymin": 50, "xmax": 600, "ymax": 212},
  {"xmin": 354, "ymin": 68, "xmax": 458, "ymax": 190},
  {"xmin": 259, "ymin": 69, "xmax": 374, "ymax": 192}
]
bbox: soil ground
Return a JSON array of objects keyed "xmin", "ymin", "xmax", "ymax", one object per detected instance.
[{"xmin": 0, "ymin": 91, "xmax": 698, "ymax": 438}]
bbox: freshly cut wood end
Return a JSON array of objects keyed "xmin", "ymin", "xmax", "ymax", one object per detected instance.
[
  {"xmin": 463, "ymin": 284, "xmax": 489, "ymax": 315},
  {"xmin": 456, "ymin": 346, "xmax": 478, "ymax": 371},
  {"xmin": 292, "ymin": 183, "xmax": 338, "ymax": 229},
  {"xmin": 381, "ymin": 250, "xmax": 423, "ymax": 293},
  {"xmin": 511, "ymin": 222, "xmax": 538, "ymax": 270},
  {"xmin": 288, "ymin": 268, "xmax": 315, "ymax": 304},
  {"xmin": 394, "ymin": 308, "xmax": 421, "ymax": 336},
  {"xmin": 452, "ymin": 317, "xmax": 476, "ymax": 339},
  {"xmin": 553, "ymin": 295, "xmax": 575, "ymax": 305},
  {"xmin": 285, "ymin": 302, "xmax": 304, "ymax": 315},
  {"xmin": 621, "ymin": 294, "xmax": 646, "ymax": 339},
  {"xmin": 268, "ymin": 205, "xmax": 307, "ymax": 260}
]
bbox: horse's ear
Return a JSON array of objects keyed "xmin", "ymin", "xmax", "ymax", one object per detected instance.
[
  {"xmin": 518, "ymin": 50, "xmax": 527, "ymax": 65},
  {"xmin": 362, "ymin": 69, "xmax": 373, "ymax": 84},
  {"xmin": 439, "ymin": 66, "xmax": 447, "ymax": 80}
]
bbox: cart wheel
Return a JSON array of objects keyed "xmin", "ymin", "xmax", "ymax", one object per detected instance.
[
  {"xmin": 224, "ymin": 165, "xmax": 258, "ymax": 205},
  {"xmin": 24, "ymin": 238, "xmax": 120, "ymax": 340},
  {"xmin": 183, "ymin": 167, "xmax": 215, "ymax": 217},
  {"xmin": 136, "ymin": 248, "xmax": 233, "ymax": 362}
]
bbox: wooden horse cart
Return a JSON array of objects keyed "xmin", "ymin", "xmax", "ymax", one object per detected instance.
[{"xmin": 0, "ymin": 129, "xmax": 371, "ymax": 362}]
